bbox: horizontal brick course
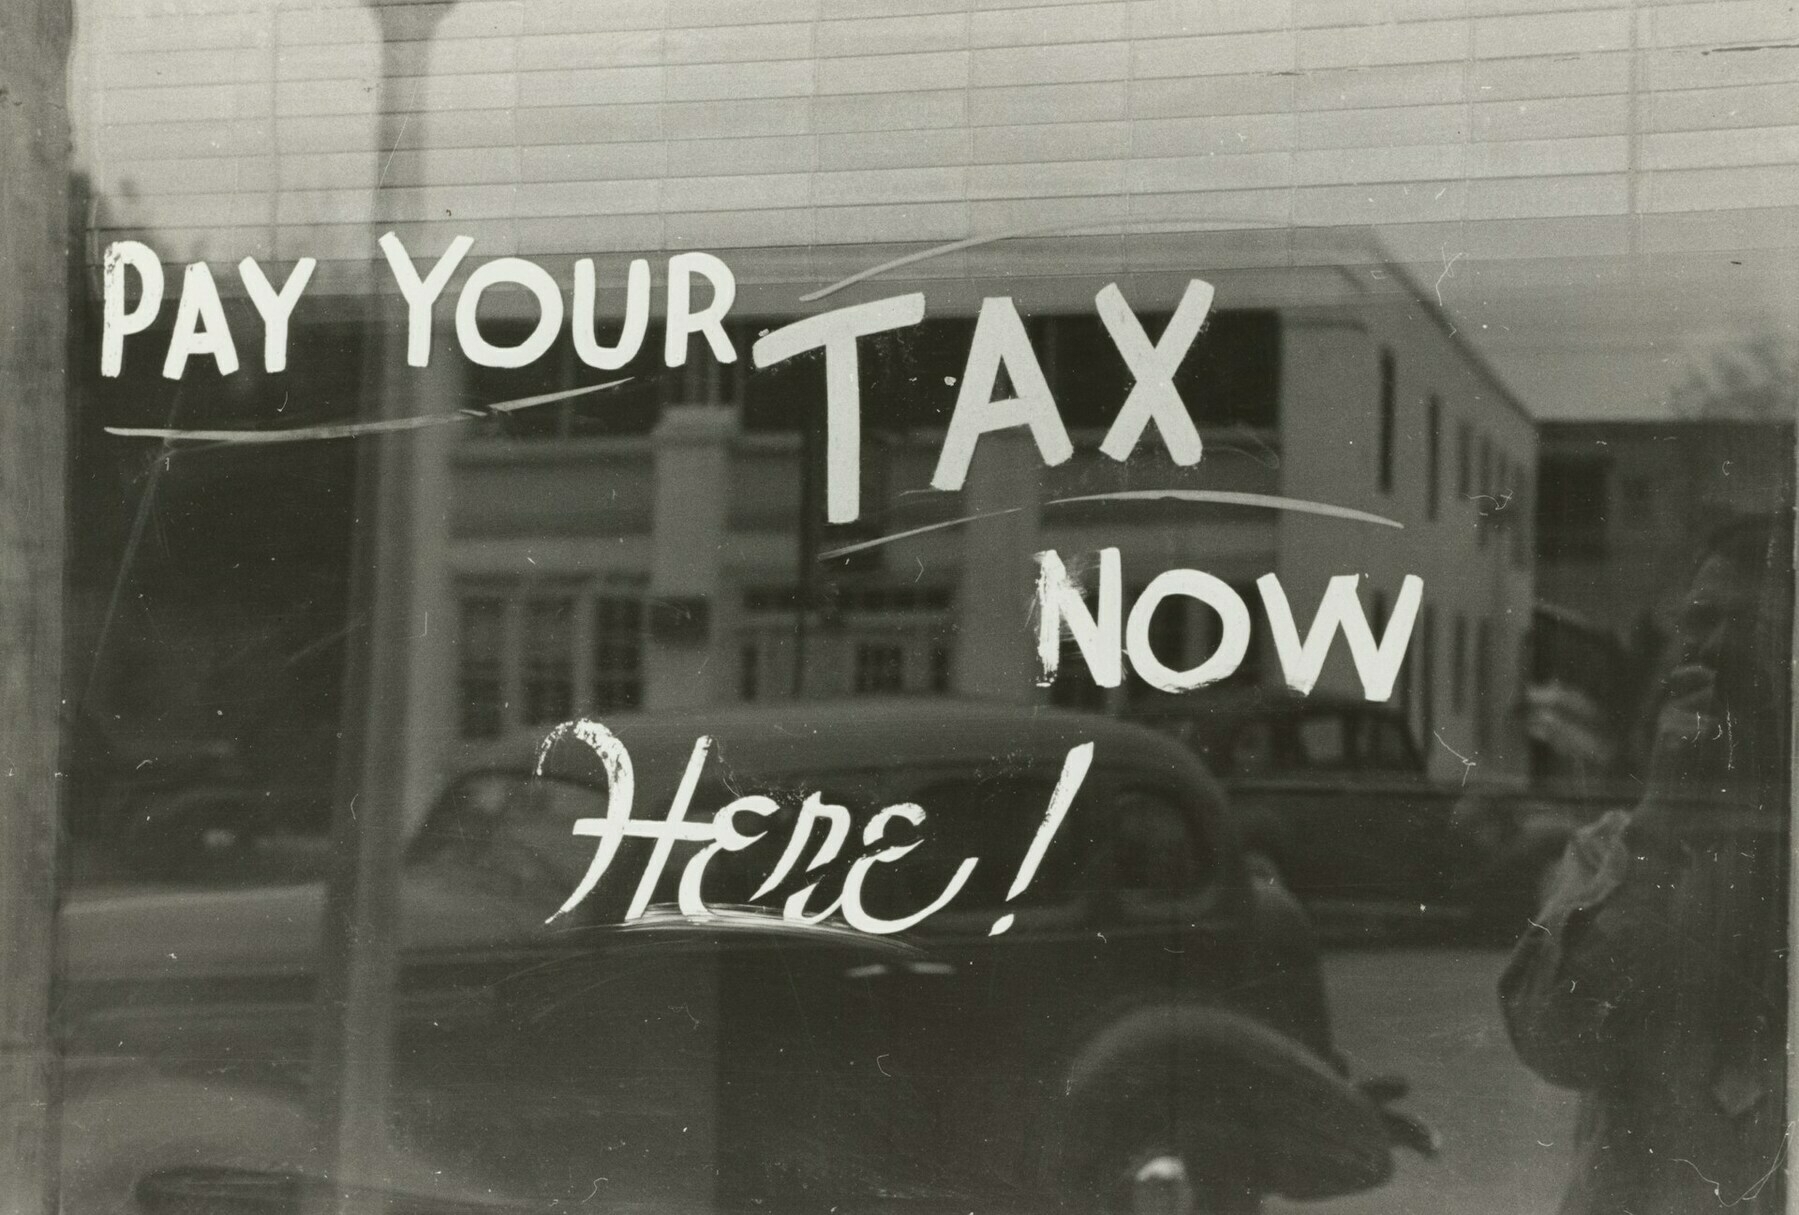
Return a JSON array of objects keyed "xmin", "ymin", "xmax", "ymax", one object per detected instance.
[{"xmin": 75, "ymin": 0, "xmax": 1799, "ymax": 270}]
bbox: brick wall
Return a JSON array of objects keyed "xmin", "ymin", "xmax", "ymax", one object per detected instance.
[{"xmin": 72, "ymin": 0, "xmax": 1799, "ymax": 290}]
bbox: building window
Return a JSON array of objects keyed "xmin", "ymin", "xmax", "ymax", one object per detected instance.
[
  {"xmin": 1377, "ymin": 347, "xmax": 1396, "ymax": 494},
  {"xmin": 456, "ymin": 580, "xmax": 645, "ymax": 737},
  {"xmin": 741, "ymin": 582, "xmax": 955, "ymax": 699},
  {"xmin": 1417, "ymin": 607, "xmax": 1436, "ymax": 746},
  {"xmin": 523, "ymin": 598, "xmax": 575, "ymax": 725},
  {"xmin": 1426, "ymin": 396, "xmax": 1442, "ymax": 521},
  {"xmin": 749, "ymin": 309, "xmax": 1284, "ymax": 437},
  {"xmin": 1451, "ymin": 613, "xmax": 1468, "ymax": 714},
  {"xmin": 739, "ymin": 641, "xmax": 760, "ymax": 702},
  {"xmin": 592, "ymin": 595, "xmax": 645, "ymax": 711},
  {"xmin": 1537, "ymin": 453, "xmax": 1611, "ymax": 561},
  {"xmin": 835, "ymin": 584, "xmax": 954, "ymax": 613},
  {"xmin": 1457, "ymin": 422, "xmax": 1472, "ymax": 497},
  {"xmin": 1475, "ymin": 437, "xmax": 1495, "ymax": 547},
  {"xmin": 1051, "ymin": 308, "xmax": 1284, "ymax": 432},
  {"xmin": 1475, "ymin": 618, "xmax": 1494, "ymax": 751},
  {"xmin": 1513, "ymin": 472, "xmax": 1532, "ymax": 568},
  {"xmin": 459, "ymin": 597, "xmax": 507, "ymax": 739},
  {"xmin": 854, "ymin": 643, "xmax": 905, "ymax": 693}
]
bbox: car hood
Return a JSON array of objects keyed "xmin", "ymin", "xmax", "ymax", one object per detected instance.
[
  {"xmin": 59, "ymin": 874, "xmax": 544, "ymax": 984},
  {"xmin": 59, "ymin": 876, "xmax": 916, "ymax": 985}
]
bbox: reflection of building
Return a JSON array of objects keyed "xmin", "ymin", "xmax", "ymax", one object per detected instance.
[
  {"xmin": 70, "ymin": 247, "xmax": 1537, "ymax": 788},
  {"xmin": 432, "ymin": 240, "xmax": 1536, "ymax": 782},
  {"xmin": 71, "ymin": 0, "xmax": 1722, "ymax": 792},
  {"xmin": 61, "ymin": 0, "xmax": 1799, "ymax": 810},
  {"xmin": 1537, "ymin": 419, "xmax": 1796, "ymax": 631},
  {"xmin": 1530, "ymin": 418, "xmax": 1795, "ymax": 775}
]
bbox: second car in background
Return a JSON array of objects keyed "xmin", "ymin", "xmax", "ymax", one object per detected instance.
[{"xmin": 1127, "ymin": 691, "xmax": 1573, "ymax": 940}]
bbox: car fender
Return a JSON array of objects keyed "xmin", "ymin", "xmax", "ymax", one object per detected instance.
[
  {"xmin": 60, "ymin": 1075, "xmax": 322, "ymax": 1215},
  {"xmin": 1240, "ymin": 874, "xmax": 1339, "ymax": 1061},
  {"xmin": 1056, "ymin": 1004, "xmax": 1393, "ymax": 1201},
  {"xmin": 59, "ymin": 1074, "xmax": 509, "ymax": 1214},
  {"xmin": 1231, "ymin": 801, "xmax": 1296, "ymax": 873}
]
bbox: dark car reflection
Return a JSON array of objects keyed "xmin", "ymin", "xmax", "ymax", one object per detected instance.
[
  {"xmin": 1128, "ymin": 692, "xmax": 1567, "ymax": 937},
  {"xmin": 58, "ymin": 700, "xmax": 1421, "ymax": 1215}
]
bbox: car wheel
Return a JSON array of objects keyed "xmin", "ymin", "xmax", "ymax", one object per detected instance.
[
  {"xmin": 1115, "ymin": 1152, "xmax": 1259, "ymax": 1215},
  {"xmin": 1061, "ymin": 1008, "xmax": 1389, "ymax": 1214},
  {"xmin": 1093, "ymin": 1144, "xmax": 1261, "ymax": 1215},
  {"xmin": 1068, "ymin": 1094, "xmax": 1263, "ymax": 1215}
]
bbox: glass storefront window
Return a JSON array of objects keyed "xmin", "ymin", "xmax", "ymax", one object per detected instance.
[{"xmin": 2, "ymin": 4, "xmax": 1792, "ymax": 1213}]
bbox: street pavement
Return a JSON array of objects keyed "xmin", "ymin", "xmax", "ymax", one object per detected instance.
[{"xmin": 1270, "ymin": 946, "xmax": 1580, "ymax": 1215}]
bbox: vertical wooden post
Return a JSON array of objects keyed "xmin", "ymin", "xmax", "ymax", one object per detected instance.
[
  {"xmin": 0, "ymin": 0, "xmax": 71, "ymax": 1209},
  {"xmin": 309, "ymin": 7, "xmax": 450, "ymax": 1211},
  {"xmin": 309, "ymin": 333, "xmax": 424, "ymax": 1212},
  {"xmin": 1787, "ymin": 449, "xmax": 1799, "ymax": 1215}
]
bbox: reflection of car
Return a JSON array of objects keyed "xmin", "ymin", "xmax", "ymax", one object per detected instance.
[
  {"xmin": 59, "ymin": 700, "xmax": 1421, "ymax": 1214},
  {"xmin": 1128, "ymin": 692, "xmax": 1558, "ymax": 933},
  {"xmin": 61, "ymin": 708, "xmax": 331, "ymax": 885}
]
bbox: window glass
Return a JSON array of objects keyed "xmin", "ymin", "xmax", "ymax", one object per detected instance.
[
  {"xmin": 1361, "ymin": 716, "xmax": 1419, "ymax": 774},
  {"xmin": 1229, "ymin": 719, "xmax": 1278, "ymax": 777},
  {"xmin": 1539, "ymin": 453, "xmax": 1613, "ymax": 560},
  {"xmin": 413, "ymin": 773, "xmax": 604, "ymax": 905},
  {"xmin": 592, "ymin": 595, "xmax": 644, "ymax": 712},
  {"xmin": 1125, "ymin": 585, "xmax": 1187, "ymax": 703},
  {"xmin": 522, "ymin": 598, "xmax": 575, "ymax": 725},
  {"xmin": 1426, "ymin": 396, "xmax": 1443, "ymax": 521},
  {"xmin": 852, "ymin": 642, "xmax": 904, "ymax": 693},
  {"xmin": 1419, "ymin": 607, "xmax": 1438, "ymax": 745},
  {"xmin": 898, "ymin": 774, "xmax": 1075, "ymax": 911},
  {"xmin": 1293, "ymin": 714, "xmax": 1351, "ymax": 772},
  {"xmin": 906, "ymin": 774, "xmax": 1057, "ymax": 907},
  {"xmin": 1107, "ymin": 788, "xmax": 1206, "ymax": 898},
  {"xmin": 458, "ymin": 598, "xmax": 506, "ymax": 740},
  {"xmin": 1378, "ymin": 348, "xmax": 1397, "ymax": 494},
  {"xmin": 1452, "ymin": 614, "xmax": 1469, "ymax": 714},
  {"xmin": 30, "ymin": 8, "xmax": 1799, "ymax": 1215}
]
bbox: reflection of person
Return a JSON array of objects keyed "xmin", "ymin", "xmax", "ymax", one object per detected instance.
[{"xmin": 1500, "ymin": 514, "xmax": 1793, "ymax": 1215}]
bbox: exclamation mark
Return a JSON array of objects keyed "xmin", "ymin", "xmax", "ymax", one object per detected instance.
[{"xmin": 991, "ymin": 741, "xmax": 1093, "ymax": 936}]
